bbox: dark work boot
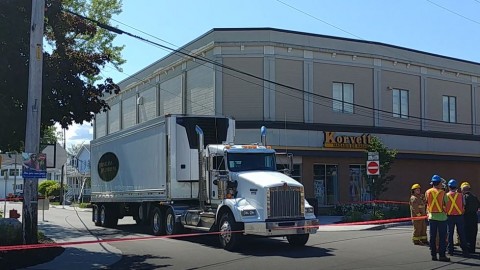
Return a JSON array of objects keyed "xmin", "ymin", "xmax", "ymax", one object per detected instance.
[
  {"xmin": 431, "ymin": 255, "xmax": 438, "ymax": 261},
  {"xmin": 438, "ymin": 256, "xmax": 450, "ymax": 262}
]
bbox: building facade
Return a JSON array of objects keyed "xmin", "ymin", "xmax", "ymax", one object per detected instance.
[{"xmin": 94, "ymin": 28, "xmax": 480, "ymax": 208}]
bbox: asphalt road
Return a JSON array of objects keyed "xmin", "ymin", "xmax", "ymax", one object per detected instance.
[
  {"xmin": 106, "ymin": 226, "xmax": 480, "ymax": 270},
  {"xmin": 3, "ymin": 203, "xmax": 479, "ymax": 270}
]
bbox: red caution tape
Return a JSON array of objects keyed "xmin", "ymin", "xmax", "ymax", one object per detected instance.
[{"xmin": 0, "ymin": 215, "xmax": 428, "ymax": 252}]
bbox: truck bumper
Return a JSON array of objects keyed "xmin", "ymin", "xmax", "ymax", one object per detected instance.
[{"xmin": 243, "ymin": 219, "xmax": 319, "ymax": 236}]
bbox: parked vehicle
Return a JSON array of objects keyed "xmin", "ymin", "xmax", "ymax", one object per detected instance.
[{"xmin": 90, "ymin": 115, "xmax": 318, "ymax": 250}]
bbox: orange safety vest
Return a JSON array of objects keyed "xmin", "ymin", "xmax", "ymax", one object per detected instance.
[
  {"xmin": 446, "ymin": 191, "xmax": 464, "ymax": 215},
  {"xmin": 426, "ymin": 188, "xmax": 445, "ymax": 213}
]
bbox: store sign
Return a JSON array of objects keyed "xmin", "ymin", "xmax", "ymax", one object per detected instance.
[{"xmin": 324, "ymin": 132, "xmax": 372, "ymax": 149}]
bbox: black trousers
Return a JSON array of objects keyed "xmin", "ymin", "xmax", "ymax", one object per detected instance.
[{"xmin": 464, "ymin": 213, "xmax": 478, "ymax": 253}]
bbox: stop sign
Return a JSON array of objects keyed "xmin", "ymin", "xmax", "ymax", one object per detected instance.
[{"xmin": 367, "ymin": 161, "xmax": 380, "ymax": 175}]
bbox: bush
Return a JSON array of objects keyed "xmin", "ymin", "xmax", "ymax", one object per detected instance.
[
  {"xmin": 338, "ymin": 202, "xmax": 410, "ymax": 222},
  {"xmin": 38, "ymin": 180, "xmax": 60, "ymax": 197}
]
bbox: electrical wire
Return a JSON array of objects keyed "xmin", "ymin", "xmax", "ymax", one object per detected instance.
[
  {"xmin": 63, "ymin": 9, "xmax": 480, "ymax": 130},
  {"xmin": 426, "ymin": 0, "xmax": 480, "ymax": 25}
]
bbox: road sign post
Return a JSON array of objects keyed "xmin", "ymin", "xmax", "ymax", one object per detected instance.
[{"xmin": 366, "ymin": 160, "xmax": 380, "ymax": 176}]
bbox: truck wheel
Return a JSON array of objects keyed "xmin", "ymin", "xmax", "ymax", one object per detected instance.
[
  {"xmin": 218, "ymin": 212, "xmax": 242, "ymax": 251},
  {"xmin": 100, "ymin": 204, "xmax": 118, "ymax": 228},
  {"xmin": 151, "ymin": 207, "xmax": 166, "ymax": 236},
  {"xmin": 286, "ymin": 234, "xmax": 309, "ymax": 246},
  {"xmin": 165, "ymin": 207, "xmax": 180, "ymax": 235},
  {"xmin": 93, "ymin": 205, "xmax": 102, "ymax": 226}
]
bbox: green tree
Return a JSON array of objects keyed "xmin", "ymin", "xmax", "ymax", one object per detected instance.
[
  {"xmin": 39, "ymin": 180, "xmax": 61, "ymax": 197},
  {"xmin": 366, "ymin": 137, "xmax": 397, "ymax": 199},
  {"xmin": 0, "ymin": 0, "xmax": 123, "ymax": 152}
]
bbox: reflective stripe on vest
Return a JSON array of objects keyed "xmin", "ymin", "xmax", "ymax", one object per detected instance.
[
  {"xmin": 446, "ymin": 192, "xmax": 463, "ymax": 215},
  {"xmin": 427, "ymin": 188, "xmax": 445, "ymax": 213}
]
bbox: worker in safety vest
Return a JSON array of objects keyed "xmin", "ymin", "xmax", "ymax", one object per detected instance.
[
  {"xmin": 445, "ymin": 179, "xmax": 469, "ymax": 256},
  {"xmin": 410, "ymin": 183, "xmax": 428, "ymax": 245},
  {"xmin": 425, "ymin": 174, "xmax": 450, "ymax": 262},
  {"xmin": 461, "ymin": 181, "xmax": 479, "ymax": 253}
]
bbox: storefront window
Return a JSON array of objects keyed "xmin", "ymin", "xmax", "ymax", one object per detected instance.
[
  {"xmin": 276, "ymin": 164, "xmax": 302, "ymax": 182},
  {"xmin": 349, "ymin": 165, "xmax": 370, "ymax": 202},
  {"xmin": 313, "ymin": 164, "xmax": 338, "ymax": 206}
]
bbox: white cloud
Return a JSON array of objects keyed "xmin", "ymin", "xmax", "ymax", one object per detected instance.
[{"xmin": 55, "ymin": 121, "xmax": 93, "ymax": 149}]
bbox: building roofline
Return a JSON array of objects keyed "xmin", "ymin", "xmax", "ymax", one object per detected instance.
[
  {"xmin": 210, "ymin": 27, "xmax": 480, "ymax": 66},
  {"xmin": 116, "ymin": 27, "xmax": 479, "ymax": 89}
]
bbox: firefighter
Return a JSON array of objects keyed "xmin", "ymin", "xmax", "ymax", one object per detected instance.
[
  {"xmin": 410, "ymin": 183, "xmax": 428, "ymax": 245},
  {"xmin": 461, "ymin": 182, "xmax": 479, "ymax": 253},
  {"xmin": 425, "ymin": 174, "xmax": 450, "ymax": 262},
  {"xmin": 445, "ymin": 179, "xmax": 468, "ymax": 256}
]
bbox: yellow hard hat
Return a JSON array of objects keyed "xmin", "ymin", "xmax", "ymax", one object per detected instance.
[
  {"xmin": 411, "ymin": 183, "xmax": 421, "ymax": 190},
  {"xmin": 460, "ymin": 182, "xmax": 470, "ymax": 188}
]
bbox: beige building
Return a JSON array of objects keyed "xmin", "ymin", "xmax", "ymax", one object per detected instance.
[{"xmin": 94, "ymin": 28, "xmax": 480, "ymax": 208}]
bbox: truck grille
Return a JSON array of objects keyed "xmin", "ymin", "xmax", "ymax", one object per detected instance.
[{"xmin": 267, "ymin": 186, "xmax": 304, "ymax": 219}]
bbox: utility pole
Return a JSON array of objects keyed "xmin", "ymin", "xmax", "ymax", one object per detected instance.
[{"xmin": 23, "ymin": 0, "xmax": 45, "ymax": 244}]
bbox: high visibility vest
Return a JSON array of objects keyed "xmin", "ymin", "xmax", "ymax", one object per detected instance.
[
  {"xmin": 426, "ymin": 188, "xmax": 445, "ymax": 213},
  {"xmin": 446, "ymin": 191, "xmax": 464, "ymax": 215}
]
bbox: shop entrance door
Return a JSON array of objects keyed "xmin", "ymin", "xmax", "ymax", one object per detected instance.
[{"xmin": 313, "ymin": 164, "xmax": 338, "ymax": 206}]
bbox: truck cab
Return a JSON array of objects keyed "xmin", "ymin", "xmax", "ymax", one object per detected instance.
[{"xmin": 196, "ymin": 130, "xmax": 318, "ymax": 250}]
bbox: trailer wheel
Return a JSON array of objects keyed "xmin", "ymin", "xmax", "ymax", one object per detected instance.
[
  {"xmin": 165, "ymin": 207, "xmax": 180, "ymax": 235},
  {"xmin": 93, "ymin": 205, "xmax": 102, "ymax": 226},
  {"xmin": 218, "ymin": 212, "xmax": 242, "ymax": 251},
  {"xmin": 286, "ymin": 234, "xmax": 309, "ymax": 246},
  {"xmin": 100, "ymin": 204, "xmax": 118, "ymax": 228},
  {"xmin": 151, "ymin": 207, "xmax": 166, "ymax": 236}
]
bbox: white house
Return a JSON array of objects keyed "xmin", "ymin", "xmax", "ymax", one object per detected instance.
[{"xmin": 66, "ymin": 144, "xmax": 91, "ymax": 202}]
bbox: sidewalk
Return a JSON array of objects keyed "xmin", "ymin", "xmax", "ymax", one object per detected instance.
[{"xmin": 24, "ymin": 204, "xmax": 122, "ymax": 270}]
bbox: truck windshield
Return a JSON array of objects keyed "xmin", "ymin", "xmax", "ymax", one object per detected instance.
[{"xmin": 227, "ymin": 153, "xmax": 276, "ymax": 172}]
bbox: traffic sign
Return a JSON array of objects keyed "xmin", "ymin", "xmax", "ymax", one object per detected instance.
[
  {"xmin": 368, "ymin": 152, "xmax": 379, "ymax": 161},
  {"xmin": 367, "ymin": 161, "xmax": 380, "ymax": 175}
]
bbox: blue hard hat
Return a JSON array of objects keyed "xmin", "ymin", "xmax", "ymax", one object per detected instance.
[
  {"xmin": 431, "ymin": 174, "xmax": 442, "ymax": 184},
  {"xmin": 448, "ymin": 179, "xmax": 457, "ymax": 188}
]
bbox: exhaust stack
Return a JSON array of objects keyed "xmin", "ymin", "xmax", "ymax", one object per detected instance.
[
  {"xmin": 195, "ymin": 125, "xmax": 206, "ymax": 209},
  {"xmin": 261, "ymin": 126, "xmax": 267, "ymax": 146}
]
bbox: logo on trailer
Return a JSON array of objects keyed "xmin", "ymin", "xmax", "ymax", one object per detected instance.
[{"xmin": 98, "ymin": 152, "xmax": 119, "ymax": 182}]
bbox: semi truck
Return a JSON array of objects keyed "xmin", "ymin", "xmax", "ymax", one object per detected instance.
[{"xmin": 90, "ymin": 115, "xmax": 318, "ymax": 250}]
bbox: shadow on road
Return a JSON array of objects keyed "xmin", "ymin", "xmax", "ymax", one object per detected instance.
[
  {"xmin": 175, "ymin": 234, "xmax": 335, "ymax": 258},
  {"xmin": 108, "ymin": 254, "xmax": 172, "ymax": 270}
]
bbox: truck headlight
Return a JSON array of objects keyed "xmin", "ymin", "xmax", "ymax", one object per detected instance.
[
  {"xmin": 305, "ymin": 207, "xmax": 314, "ymax": 214},
  {"xmin": 241, "ymin": 209, "xmax": 257, "ymax": 216}
]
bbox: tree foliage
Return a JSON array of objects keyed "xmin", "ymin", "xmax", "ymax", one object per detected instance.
[
  {"xmin": 365, "ymin": 137, "xmax": 397, "ymax": 199},
  {"xmin": 0, "ymin": 0, "xmax": 123, "ymax": 152},
  {"xmin": 39, "ymin": 180, "xmax": 61, "ymax": 196}
]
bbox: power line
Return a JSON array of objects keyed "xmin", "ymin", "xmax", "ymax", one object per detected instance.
[
  {"xmin": 275, "ymin": 0, "xmax": 363, "ymax": 40},
  {"xmin": 63, "ymin": 9, "xmax": 479, "ymax": 130},
  {"xmin": 426, "ymin": 0, "xmax": 480, "ymax": 25}
]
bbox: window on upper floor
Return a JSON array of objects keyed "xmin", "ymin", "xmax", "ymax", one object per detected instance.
[
  {"xmin": 442, "ymin": 95, "xmax": 456, "ymax": 123},
  {"xmin": 392, "ymin": 89, "xmax": 409, "ymax": 119},
  {"xmin": 333, "ymin": 82, "xmax": 354, "ymax": 113}
]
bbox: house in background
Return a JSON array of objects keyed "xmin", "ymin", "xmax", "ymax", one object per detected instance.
[{"xmin": 66, "ymin": 144, "xmax": 91, "ymax": 202}]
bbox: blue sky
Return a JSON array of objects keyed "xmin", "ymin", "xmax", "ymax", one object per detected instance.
[{"xmin": 63, "ymin": 0, "xmax": 480, "ymax": 147}]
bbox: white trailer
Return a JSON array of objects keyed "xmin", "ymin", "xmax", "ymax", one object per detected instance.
[{"xmin": 91, "ymin": 115, "xmax": 318, "ymax": 250}]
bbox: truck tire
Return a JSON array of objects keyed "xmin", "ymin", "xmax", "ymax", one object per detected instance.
[
  {"xmin": 93, "ymin": 205, "xmax": 102, "ymax": 226},
  {"xmin": 286, "ymin": 234, "xmax": 309, "ymax": 246},
  {"xmin": 218, "ymin": 212, "xmax": 242, "ymax": 251},
  {"xmin": 165, "ymin": 207, "xmax": 180, "ymax": 235},
  {"xmin": 151, "ymin": 207, "xmax": 166, "ymax": 236},
  {"xmin": 100, "ymin": 204, "xmax": 118, "ymax": 228}
]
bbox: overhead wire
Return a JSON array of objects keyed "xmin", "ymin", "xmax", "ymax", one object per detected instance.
[
  {"xmin": 426, "ymin": 0, "xmax": 480, "ymax": 25},
  {"xmin": 63, "ymin": 9, "xmax": 480, "ymax": 131}
]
